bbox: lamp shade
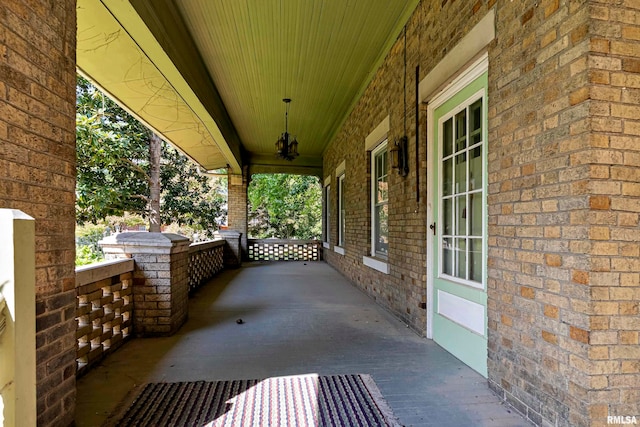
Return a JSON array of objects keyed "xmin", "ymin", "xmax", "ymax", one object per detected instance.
[{"xmin": 389, "ymin": 141, "xmax": 401, "ymax": 170}]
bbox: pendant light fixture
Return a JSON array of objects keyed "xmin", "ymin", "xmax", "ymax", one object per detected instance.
[{"xmin": 274, "ymin": 98, "xmax": 299, "ymax": 161}]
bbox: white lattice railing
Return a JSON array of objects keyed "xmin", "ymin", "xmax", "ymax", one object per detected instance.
[
  {"xmin": 247, "ymin": 239, "xmax": 322, "ymax": 261},
  {"xmin": 75, "ymin": 259, "xmax": 134, "ymax": 376},
  {"xmin": 188, "ymin": 239, "xmax": 225, "ymax": 293}
]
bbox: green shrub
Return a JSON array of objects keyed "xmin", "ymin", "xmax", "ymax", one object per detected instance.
[
  {"xmin": 76, "ymin": 223, "xmax": 107, "ymax": 266},
  {"xmin": 76, "ymin": 244, "xmax": 104, "ymax": 266}
]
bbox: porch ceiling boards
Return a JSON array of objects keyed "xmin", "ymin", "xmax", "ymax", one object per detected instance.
[{"xmin": 76, "ymin": 0, "xmax": 419, "ymax": 175}]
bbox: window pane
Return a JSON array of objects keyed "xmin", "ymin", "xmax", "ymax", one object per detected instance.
[
  {"xmin": 443, "ymin": 118, "xmax": 453, "ymax": 157},
  {"xmin": 470, "ymin": 99, "xmax": 483, "ymax": 145},
  {"xmin": 383, "ymin": 149, "xmax": 387, "ymax": 173},
  {"xmin": 377, "ymin": 178, "xmax": 388, "ymax": 204},
  {"xmin": 375, "ymin": 204, "xmax": 388, "ymax": 256},
  {"xmin": 455, "ymin": 238, "xmax": 466, "ymax": 279},
  {"xmin": 339, "ymin": 177, "xmax": 345, "ymax": 246},
  {"xmin": 469, "ymin": 192, "xmax": 482, "ymax": 236},
  {"xmin": 324, "ymin": 186, "xmax": 330, "ymax": 242},
  {"xmin": 442, "ymin": 238, "xmax": 453, "ymax": 276},
  {"xmin": 438, "ymin": 92, "xmax": 485, "ymax": 286},
  {"xmin": 455, "ymin": 152, "xmax": 467, "ymax": 193},
  {"xmin": 443, "ymin": 158, "xmax": 453, "ymax": 197},
  {"xmin": 469, "ymin": 145, "xmax": 482, "ymax": 190},
  {"xmin": 443, "ymin": 197, "xmax": 453, "ymax": 236},
  {"xmin": 455, "ymin": 110, "xmax": 467, "ymax": 152},
  {"xmin": 456, "ymin": 195, "xmax": 467, "ymax": 235},
  {"xmin": 469, "ymin": 238, "xmax": 483, "ymax": 283}
]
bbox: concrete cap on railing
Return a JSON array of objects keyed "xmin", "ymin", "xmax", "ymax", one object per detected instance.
[
  {"xmin": 75, "ymin": 258, "xmax": 135, "ymax": 287},
  {"xmin": 214, "ymin": 230, "xmax": 242, "ymax": 238},
  {"xmin": 99, "ymin": 232, "xmax": 191, "ymax": 257}
]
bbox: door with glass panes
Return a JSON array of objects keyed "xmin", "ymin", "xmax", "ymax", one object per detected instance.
[{"xmin": 431, "ymin": 70, "xmax": 488, "ymax": 377}]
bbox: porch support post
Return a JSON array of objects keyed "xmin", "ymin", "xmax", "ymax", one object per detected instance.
[
  {"xmin": 227, "ymin": 167, "xmax": 249, "ymax": 260},
  {"xmin": 215, "ymin": 230, "xmax": 242, "ymax": 268},
  {"xmin": 100, "ymin": 232, "xmax": 190, "ymax": 337},
  {"xmin": 0, "ymin": 210, "xmax": 37, "ymax": 427}
]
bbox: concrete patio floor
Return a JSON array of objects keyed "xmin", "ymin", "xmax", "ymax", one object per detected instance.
[{"xmin": 75, "ymin": 261, "xmax": 531, "ymax": 427}]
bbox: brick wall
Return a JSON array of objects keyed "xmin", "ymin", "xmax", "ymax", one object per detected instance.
[
  {"xmin": 487, "ymin": 0, "xmax": 594, "ymax": 426},
  {"xmin": 323, "ymin": 0, "xmax": 490, "ymax": 335},
  {"xmin": 227, "ymin": 168, "xmax": 248, "ymax": 258},
  {"xmin": 587, "ymin": 1, "xmax": 640, "ymax": 424},
  {"xmin": 324, "ymin": 0, "xmax": 639, "ymax": 426},
  {"xmin": 0, "ymin": 1, "xmax": 77, "ymax": 426}
]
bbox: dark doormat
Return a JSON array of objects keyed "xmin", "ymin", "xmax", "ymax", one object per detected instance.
[{"xmin": 110, "ymin": 373, "xmax": 401, "ymax": 426}]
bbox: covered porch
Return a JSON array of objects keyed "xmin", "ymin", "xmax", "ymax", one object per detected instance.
[
  {"xmin": 2, "ymin": 0, "xmax": 639, "ymax": 426},
  {"xmin": 75, "ymin": 261, "xmax": 529, "ymax": 427}
]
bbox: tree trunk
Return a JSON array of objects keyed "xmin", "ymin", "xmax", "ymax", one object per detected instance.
[{"xmin": 148, "ymin": 133, "xmax": 162, "ymax": 232}]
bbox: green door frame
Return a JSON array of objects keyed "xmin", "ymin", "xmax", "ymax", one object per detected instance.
[{"xmin": 426, "ymin": 53, "xmax": 489, "ymax": 377}]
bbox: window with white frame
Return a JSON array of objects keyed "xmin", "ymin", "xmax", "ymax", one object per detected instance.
[
  {"xmin": 337, "ymin": 173, "xmax": 345, "ymax": 247},
  {"xmin": 440, "ymin": 95, "xmax": 484, "ymax": 284},
  {"xmin": 323, "ymin": 182, "xmax": 330, "ymax": 244},
  {"xmin": 371, "ymin": 141, "xmax": 388, "ymax": 258}
]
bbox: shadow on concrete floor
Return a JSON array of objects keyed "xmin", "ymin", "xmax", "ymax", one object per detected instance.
[{"xmin": 75, "ymin": 261, "xmax": 531, "ymax": 427}]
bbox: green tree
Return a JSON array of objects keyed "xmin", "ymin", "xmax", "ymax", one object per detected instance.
[
  {"xmin": 76, "ymin": 75, "xmax": 226, "ymax": 233},
  {"xmin": 76, "ymin": 76, "xmax": 150, "ymax": 223},
  {"xmin": 247, "ymin": 174, "xmax": 321, "ymax": 239}
]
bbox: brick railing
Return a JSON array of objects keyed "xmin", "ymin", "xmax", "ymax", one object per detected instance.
[
  {"xmin": 75, "ymin": 259, "xmax": 134, "ymax": 376},
  {"xmin": 188, "ymin": 239, "xmax": 225, "ymax": 293},
  {"xmin": 76, "ymin": 238, "xmax": 229, "ymax": 376},
  {"xmin": 247, "ymin": 239, "xmax": 322, "ymax": 261}
]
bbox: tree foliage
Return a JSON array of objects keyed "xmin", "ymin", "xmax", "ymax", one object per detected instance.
[
  {"xmin": 75, "ymin": 75, "xmax": 226, "ymax": 233},
  {"xmin": 76, "ymin": 76, "xmax": 150, "ymax": 222},
  {"xmin": 247, "ymin": 174, "xmax": 321, "ymax": 239},
  {"xmin": 160, "ymin": 143, "xmax": 227, "ymax": 231}
]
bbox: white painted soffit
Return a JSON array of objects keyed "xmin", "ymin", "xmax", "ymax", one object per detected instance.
[{"xmin": 76, "ymin": 0, "xmax": 241, "ymax": 173}]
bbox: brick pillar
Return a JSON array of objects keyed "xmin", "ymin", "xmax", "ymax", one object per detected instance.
[
  {"xmin": 100, "ymin": 232, "xmax": 190, "ymax": 337},
  {"xmin": 227, "ymin": 167, "xmax": 249, "ymax": 259},
  {"xmin": 0, "ymin": 2, "xmax": 77, "ymax": 426},
  {"xmin": 215, "ymin": 230, "xmax": 242, "ymax": 268}
]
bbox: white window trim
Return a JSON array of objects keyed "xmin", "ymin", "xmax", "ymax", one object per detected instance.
[
  {"xmin": 363, "ymin": 119, "xmax": 390, "ymax": 273},
  {"xmin": 336, "ymin": 168, "xmax": 346, "ymax": 248},
  {"xmin": 370, "ymin": 140, "xmax": 388, "ymax": 260},
  {"xmin": 437, "ymin": 89, "xmax": 486, "ymax": 290},
  {"xmin": 365, "ymin": 116, "xmax": 389, "ymax": 151},
  {"xmin": 363, "ymin": 255, "xmax": 390, "ymax": 274},
  {"xmin": 333, "ymin": 246, "xmax": 345, "ymax": 255},
  {"xmin": 419, "ymin": 9, "xmax": 495, "ymax": 103},
  {"xmin": 323, "ymin": 176, "xmax": 331, "ymax": 247}
]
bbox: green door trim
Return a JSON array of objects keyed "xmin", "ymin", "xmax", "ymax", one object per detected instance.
[{"xmin": 426, "ymin": 53, "xmax": 489, "ymax": 378}]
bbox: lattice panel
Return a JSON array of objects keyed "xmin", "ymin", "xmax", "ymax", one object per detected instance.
[
  {"xmin": 189, "ymin": 244, "xmax": 224, "ymax": 293},
  {"xmin": 248, "ymin": 240, "xmax": 321, "ymax": 261},
  {"xmin": 76, "ymin": 275, "xmax": 132, "ymax": 376}
]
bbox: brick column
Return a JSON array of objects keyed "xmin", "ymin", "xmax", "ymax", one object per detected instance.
[
  {"xmin": 227, "ymin": 167, "xmax": 249, "ymax": 259},
  {"xmin": 100, "ymin": 232, "xmax": 190, "ymax": 337},
  {"xmin": 215, "ymin": 230, "xmax": 242, "ymax": 268},
  {"xmin": 0, "ymin": 2, "xmax": 77, "ymax": 425}
]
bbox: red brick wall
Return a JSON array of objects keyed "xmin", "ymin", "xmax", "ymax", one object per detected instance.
[{"xmin": 0, "ymin": 1, "xmax": 77, "ymax": 426}]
